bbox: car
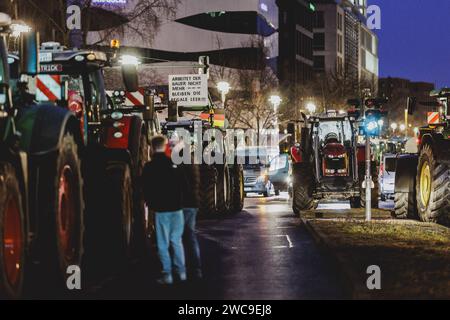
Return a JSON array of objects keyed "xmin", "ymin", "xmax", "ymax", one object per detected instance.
[
  {"xmin": 268, "ymin": 153, "xmax": 291, "ymax": 196},
  {"xmin": 243, "ymin": 147, "xmax": 276, "ymax": 197},
  {"xmin": 379, "ymin": 153, "xmax": 397, "ymax": 201}
]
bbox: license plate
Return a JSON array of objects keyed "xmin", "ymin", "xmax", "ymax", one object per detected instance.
[
  {"xmin": 40, "ymin": 52, "xmax": 53, "ymax": 62},
  {"xmin": 40, "ymin": 64, "xmax": 63, "ymax": 73}
]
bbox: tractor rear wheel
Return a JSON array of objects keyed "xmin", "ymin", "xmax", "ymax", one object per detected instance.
[
  {"xmin": 37, "ymin": 133, "xmax": 84, "ymax": 291},
  {"xmin": 216, "ymin": 165, "xmax": 231, "ymax": 215},
  {"xmin": 416, "ymin": 144, "xmax": 450, "ymax": 224},
  {"xmin": 0, "ymin": 163, "xmax": 26, "ymax": 299},
  {"xmin": 105, "ymin": 162, "xmax": 133, "ymax": 263},
  {"xmin": 229, "ymin": 164, "xmax": 244, "ymax": 214},
  {"xmin": 199, "ymin": 165, "xmax": 218, "ymax": 217},
  {"xmin": 132, "ymin": 133, "xmax": 151, "ymax": 257},
  {"xmin": 292, "ymin": 164, "xmax": 315, "ymax": 216}
]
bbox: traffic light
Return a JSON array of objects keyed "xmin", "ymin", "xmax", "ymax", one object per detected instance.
[
  {"xmin": 407, "ymin": 97, "xmax": 417, "ymax": 115},
  {"xmin": 365, "ymin": 97, "xmax": 388, "ymax": 109},
  {"xmin": 362, "ymin": 109, "xmax": 387, "ymax": 137}
]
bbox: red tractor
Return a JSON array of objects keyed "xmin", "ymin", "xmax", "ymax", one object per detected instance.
[{"xmin": 290, "ymin": 112, "xmax": 378, "ymax": 215}]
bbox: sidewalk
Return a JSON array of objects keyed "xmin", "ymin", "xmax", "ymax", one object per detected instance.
[{"xmin": 301, "ymin": 209, "xmax": 450, "ymax": 299}]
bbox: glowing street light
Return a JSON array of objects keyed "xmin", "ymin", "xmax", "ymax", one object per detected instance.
[
  {"xmin": 119, "ymin": 55, "xmax": 141, "ymax": 66},
  {"xmin": 400, "ymin": 124, "xmax": 406, "ymax": 132},
  {"xmin": 391, "ymin": 122, "xmax": 398, "ymax": 133},
  {"xmin": 10, "ymin": 21, "xmax": 31, "ymax": 37},
  {"xmin": 217, "ymin": 81, "xmax": 231, "ymax": 106},
  {"xmin": 269, "ymin": 95, "xmax": 282, "ymax": 130},
  {"xmin": 306, "ymin": 102, "xmax": 317, "ymax": 114}
]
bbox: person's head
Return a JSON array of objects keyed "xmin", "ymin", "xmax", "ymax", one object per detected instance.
[{"xmin": 151, "ymin": 135, "xmax": 168, "ymax": 155}]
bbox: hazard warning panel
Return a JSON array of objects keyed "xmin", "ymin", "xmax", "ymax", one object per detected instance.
[
  {"xmin": 36, "ymin": 75, "xmax": 62, "ymax": 101},
  {"xmin": 427, "ymin": 112, "xmax": 440, "ymax": 125}
]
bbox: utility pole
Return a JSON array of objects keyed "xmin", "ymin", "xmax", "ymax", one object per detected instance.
[{"xmin": 362, "ymin": 88, "xmax": 372, "ymax": 222}]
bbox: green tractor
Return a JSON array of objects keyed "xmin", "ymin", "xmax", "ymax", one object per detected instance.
[
  {"xmin": 394, "ymin": 89, "xmax": 450, "ymax": 225},
  {"xmin": 0, "ymin": 12, "xmax": 31, "ymax": 299}
]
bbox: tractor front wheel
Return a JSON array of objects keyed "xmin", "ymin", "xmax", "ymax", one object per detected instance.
[
  {"xmin": 292, "ymin": 164, "xmax": 315, "ymax": 216},
  {"xmin": 0, "ymin": 163, "xmax": 26, "ymax": 299},
  {"xmin": 416, "ymin": 145, "xmax": 450, "ymax": 224}
]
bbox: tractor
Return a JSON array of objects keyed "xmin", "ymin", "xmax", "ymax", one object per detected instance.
[
  {"xmin": 0, "ymin": 12, "xmax": 32, "ymax": 299},
  {"xmin": 5, "ymin": 39, "xmax": 147, "ymax": 293},
  {"xmin": 394, "ymin": 89, "xmax": 450, "ymax": 225},
  {"xmin": 290, "ymin": 111, "xmax": 379, "ymax": 216},
  {"xmin": 161, "ymin": 101, "xmax": 245, "ymax": 217}
]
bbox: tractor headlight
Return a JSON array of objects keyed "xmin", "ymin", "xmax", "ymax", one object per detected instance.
[{"xmin": 111, "ymin": 111, "xmax": 124, "ymax": 120}]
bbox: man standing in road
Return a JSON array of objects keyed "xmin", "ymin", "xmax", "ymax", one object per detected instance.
[
  {"xmin": 180, "ymin": 157, "xmax": 203, "ymax": 280},
  {"xmin": 142, "ymin": 135, "xmax": 186, "ymax": 285}
]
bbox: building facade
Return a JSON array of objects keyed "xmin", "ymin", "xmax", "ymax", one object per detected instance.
[
  {"xmin": 88, "ymin": 0, "xmax": 278, "ymax": 74},
  {"xmin": 313, "ymin": 0, "xmax": 378, "ymax": 92},
  {"xmin": 379, "ymin": 77, "xmax": 435, "ymax": 131},
  {"xmin": 276, "ymin": 0, "xmax": 315, "ymax": 86}
]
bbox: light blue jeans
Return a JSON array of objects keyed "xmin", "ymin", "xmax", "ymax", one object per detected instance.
[
  {"xmin": 155, "ymin": 210, "xmax": 186, "ymax": 279},
  {"xmin": 183, "ymin": 208, "xmax": 202, "ymax": 276}
]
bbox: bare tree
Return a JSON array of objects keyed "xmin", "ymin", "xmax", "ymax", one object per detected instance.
[
  {"xmin": 13, "ymin": 0, "xmax": 179, "ymax": 47},
  {"xmin": 91, "ymin": 0, "xmax": 180, "ymax": 47}
]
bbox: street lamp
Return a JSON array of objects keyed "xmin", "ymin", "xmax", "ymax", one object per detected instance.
[
  {"xmin": 306, "ymin": 102, "xmax": 317, "ymax": 115},
  {"xmin": 391, "ymin": 122, "xmax": 398, "ymax": 134},
  {"xmin": 10, "ymin": 21, "xmax": 31, "ymax": 37},
  {"xmin": 217, "ymin": 81, "xmax": 231, "ymax": 107},
  {"xmin": 269, "ymin": 95, "xmax": 282, "ymax": 130},
  {"xmin": 119, "ymin": 55, "xmax": 141, "ymax": 66},
  {"xmin": 400, "ymin": 124, "xmax": 406, "ymax": 132}
]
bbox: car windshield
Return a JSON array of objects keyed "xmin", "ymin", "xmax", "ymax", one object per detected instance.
[
  {"xmin": 318, "ymin": 120, "xmax": 352, "ymax": 144},
  {"xmin": 385, "ymin": 157, "xmax": 397, "ymax": 172}
]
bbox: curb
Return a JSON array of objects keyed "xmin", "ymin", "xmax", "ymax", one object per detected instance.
[{"xmin": 301, "ymin": 218, "xmax": 369, "ymax": 299}]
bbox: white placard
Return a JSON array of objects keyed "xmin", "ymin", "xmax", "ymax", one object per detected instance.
[{"xmin": 169, "ymin": 74, "xmax": 208, "ymax": 107}]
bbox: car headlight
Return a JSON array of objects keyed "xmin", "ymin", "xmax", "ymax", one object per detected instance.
[{"xmin": 256, "ymin": 175, "xmax": 266, "ymax": 183}]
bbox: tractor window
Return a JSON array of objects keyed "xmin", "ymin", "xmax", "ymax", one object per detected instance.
[
  {"xmin": 318, "ymin": 120, "xmax": 352, "ymax": 144},
  {"xmin": 0, "ymin": 39, "xmax": 7, "ymax": 84}
]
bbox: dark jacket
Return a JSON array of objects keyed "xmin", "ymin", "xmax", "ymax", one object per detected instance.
[
  {"xmin": 179, "ymin": 163, "xmax": 200, "ymax": 208},
  {"xmin": 142, "ymin": 153, "xmax": 184, "ymax": 212}
]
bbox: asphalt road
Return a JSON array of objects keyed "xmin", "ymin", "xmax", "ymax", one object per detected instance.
[{"xmin": 88, "ymin": 194, "xmax": 347, "ymax": 299}]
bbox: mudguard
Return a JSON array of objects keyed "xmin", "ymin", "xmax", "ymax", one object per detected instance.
[
  {"xmin": 394, "ymin": 154, "xmax": 418, "ymax": 193},
  {"xmin": 421, "ymin": 133, "xmax": 450, "ymax": 164},
  {"xmin": 21, "ymin": 104, "xmax": 83, "ymax": 156}
]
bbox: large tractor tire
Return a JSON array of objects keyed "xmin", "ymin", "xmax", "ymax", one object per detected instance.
[
  {"xmin": 415, "ymin": 144, "xmax": 450, "ymax": 224},
  {"xmin": 216, "ymin": 165, "xmax": 232, "ymax": 215},
  {"xmin": 292, "ymin": 163, "xmax": 315, "ymax": 216},
  {"xmin": 359, "ymin": 162, "xmax": 379, "ymax": 209},
  {"xmin": 230, "ymin": 164, "xmax": 244, "ymax": 214},
  {"xmin": 132, "ymin": 132, "xmax": 152, "ymax": 257},
  {"xmin": 0, "ymin": 163, "xmax": 26, "ymax": 299},
  {"xmin": 104, "ymin": 162, "xmax": 133, "ymax": 263},
  {"xmin": 394, "ymin": 192, "xmax": 416, "ymax": 219},
  {"xmin": 393, "ymin": 154, "xmax": 418, "ymax": 219},
  {"xmin": 37, "ymin": 133, "xmax": 84, "ymax": 291},
  {"xmin": 199, "ymin": 165, "xmax": 218, "ymax": 217}
]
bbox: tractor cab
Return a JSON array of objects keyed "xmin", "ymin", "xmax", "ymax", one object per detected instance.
[{"xmin": 312, "ymin": 116, "xmax": 354, "ymax": 178}]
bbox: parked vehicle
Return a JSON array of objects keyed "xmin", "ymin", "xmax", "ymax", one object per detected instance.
[
  {"xmin": 394, "ymin": 90, "xmax": 450, "ymax": 225},
  {"xmin": 268, "ymin": 153, "xmax": 291, "ymax": 196},
  {"xmin": 242, "ymin": 147, "xmax": 275, "ymax": 197},
  {"xmin": 379, "ymin": 153, "xmax": 397, "ymax": 201},
  {"xmin": 289, "ymin": 113, "xmax": 379, "ymax": 216}
]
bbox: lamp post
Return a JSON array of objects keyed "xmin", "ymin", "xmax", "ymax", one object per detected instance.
[
  {"xmin": 306, "ymin": 102, "xmax": 317, "ymax": 115},
  {"xmin": 217, "ymin": 81, "xmax": 231, "ymax": 108},
  {"xmin": 269, "ymin": 95, "xmax": 282, "ymax": 130},
  {"xmin": 391, "ymin": 122, "xmax": 398, "ymax": 135}
]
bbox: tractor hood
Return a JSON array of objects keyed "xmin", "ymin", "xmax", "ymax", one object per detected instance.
[{"xmin": 323, "ymin": 143, "xmax": 346, "ymax": 157}]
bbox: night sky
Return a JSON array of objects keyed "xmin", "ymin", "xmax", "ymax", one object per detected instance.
[{"xmin": 370, "ymin": 0, "xmax": 450, "ymax": 88}]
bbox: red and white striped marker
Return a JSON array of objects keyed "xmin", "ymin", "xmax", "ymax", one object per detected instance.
[
  {"xmin": 36, "ymin": 75, "xmax": 61, "ymax": 101},
  {"xmin": 427, "ymin": 112, "xmax": 440, "ymax": 125}
]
